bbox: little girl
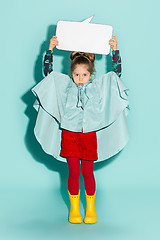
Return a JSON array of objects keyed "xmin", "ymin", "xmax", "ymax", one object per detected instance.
[{"xmin": 32, "ymin": 35, "xmax": 129, "ymax": 224}]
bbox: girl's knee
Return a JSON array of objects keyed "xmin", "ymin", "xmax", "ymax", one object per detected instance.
[
  {"xmin": 69, "ymin": 167, "xmax": 80, "ymax": 179},
  {"xmin": 67, "ymin": 157, "xmax": 81, "ymax": 179},
  {"xmin": 81, "ymin": 161, "xmax": 94, "ymax": 179}
]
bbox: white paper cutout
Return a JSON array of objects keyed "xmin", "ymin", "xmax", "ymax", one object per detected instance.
[{"xmin": 56, "ymin": 16, "xmax": 113, "ymax": 55}]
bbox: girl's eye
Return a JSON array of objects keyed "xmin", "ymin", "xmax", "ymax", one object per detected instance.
[
  {"xmin": 84, "ymin": 74, "xmax": 87, "ymax": 76},
  {"xmin": 75, "ymin": 74, "xmax": 79, "ymax": 76}
]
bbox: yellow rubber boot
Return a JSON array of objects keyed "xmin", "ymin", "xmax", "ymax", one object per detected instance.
[
  {"xmin": 84, "ymin": 190, "xmax": 97, "ymax": 224},
  {"xmin": 68, "ymin": 190, "xmax": 82, "ymax": 224}
]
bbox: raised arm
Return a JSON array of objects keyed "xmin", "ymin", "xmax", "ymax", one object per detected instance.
[
  {"xmin": 112, "ymin": 50, "xmax": 121, "ymax": 78},
  {"xmin": 43, "ymin": 50, "xmax": 53, "ymax": 76},
  {"xmin": 43, "ymin": 36, "xmax": 58, "ymax": 77},
  {"xmin": 109, "ymin": 36, "xmax": 122, "ymax": 78}
]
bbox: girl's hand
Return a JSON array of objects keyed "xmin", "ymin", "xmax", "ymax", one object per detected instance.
[
  {"xmin": 109, "ymin": 36, "xmax": 117, "ymax": 51},
  {"xmin": 49, "ymin": 36, "xmax": 58, "ymax": 51}
]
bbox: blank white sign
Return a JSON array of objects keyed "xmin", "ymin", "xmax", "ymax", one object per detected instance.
[{"xmin": 56, "ymin": 16, "xmax": 113, "ymax": 55}]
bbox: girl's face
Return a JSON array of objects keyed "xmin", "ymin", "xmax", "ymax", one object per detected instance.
[{"xmin": 72, "ymin": 64, "xmax": 92, "ymax": 86}]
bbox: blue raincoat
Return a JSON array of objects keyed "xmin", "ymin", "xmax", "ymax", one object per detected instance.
[{"xmin": 32, "ymin": 71, "xmax": 129, "ymax": 162}]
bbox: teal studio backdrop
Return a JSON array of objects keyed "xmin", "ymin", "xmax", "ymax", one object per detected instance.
[{"xmin": 0, "ymin": 0, "xmax": 160, "ymax": 239}]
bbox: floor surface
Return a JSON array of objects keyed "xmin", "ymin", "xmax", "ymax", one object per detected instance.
[{"xmin": 1, "ymin": 187, "xmax": 160, "ymax": 240}]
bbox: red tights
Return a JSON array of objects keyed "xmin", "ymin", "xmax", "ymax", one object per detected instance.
[{"xmin": 67, "ymin": 157, "xmax": 96, "ymax": 195}]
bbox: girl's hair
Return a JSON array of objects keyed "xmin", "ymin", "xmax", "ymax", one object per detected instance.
[{"xmin": 70, "ymin": 52, "xmax": 95, "ymax": 75}]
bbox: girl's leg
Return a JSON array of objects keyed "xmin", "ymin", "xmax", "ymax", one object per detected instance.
[
  {"xmin": 81, "ymin": 159, "xmax": 96, "ymax": 195},
  {"xmin": 67, "ymin": 157, "xmax": 82, "ymax": 223},
  {"xmin": 81, "ymin": 159, "xmax": 97, "ymax": 224},
  {"xmin": 67, "ymin": 157, "xmax": 81, "ymax": 195}
]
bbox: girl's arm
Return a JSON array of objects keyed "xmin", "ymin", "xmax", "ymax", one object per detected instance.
[
  {"xmin": 112, "ymin": 50, "xmax": 121, "ymax": 78},
  {"xmin": 109, "ymin": 36, "xmax": 122, "ymax": 78},
  {"xmin": 44, "ymin": 50, "xmax": 53, "ymax": 76},
  {"xmin": 43, "ymin": 36, "xmax": 58, "ymax": 76}
]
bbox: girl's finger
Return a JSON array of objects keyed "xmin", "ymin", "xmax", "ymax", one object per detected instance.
[
  {"xmin": 113, "ymin": 36, "xmax": 117, "ymax": 40},
  {"xmin": 51, "ymin": 39, "xmax": 58, "ymax": 44},
  {"xmin": 109, "ymin": 39, "xmax": 116, "ymax": 43},
  {"xmin": 54, "ymin": 40, "xmax": 59, "ymax": 46},
  {"xmin": 51, "ymin": 36, "xmax": 57, "ymax": 40}
]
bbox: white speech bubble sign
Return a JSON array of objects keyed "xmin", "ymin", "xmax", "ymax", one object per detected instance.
[{"xmin": 56, "ymin": 16, "xmax": 113, "ymax": 55}]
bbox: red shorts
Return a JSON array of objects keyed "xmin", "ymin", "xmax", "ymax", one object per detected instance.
[{"xmin": 60, "ymin": 129, "xmax": 98, "ymax": 161}]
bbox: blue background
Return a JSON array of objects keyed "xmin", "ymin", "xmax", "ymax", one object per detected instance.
[{"xmin": 0, "ymin": 0, "xmax": 160, "ymax": 239}]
